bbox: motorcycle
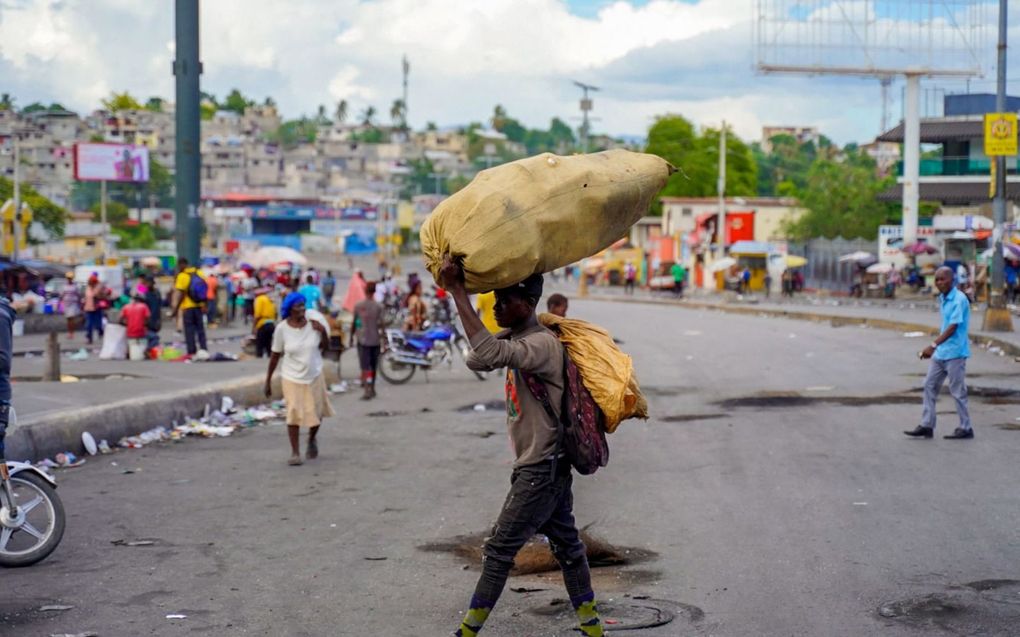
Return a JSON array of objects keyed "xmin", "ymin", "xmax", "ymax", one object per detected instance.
[
  {"xmin": 0, "ymin": 460, "xmax": 65, "ymax": 567},
  {"xmin": 379, "ymin": 322, "xmax": 488, "ymax": 384}
]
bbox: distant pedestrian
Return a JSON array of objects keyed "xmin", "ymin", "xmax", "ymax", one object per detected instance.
[
  {"xmin": 351, "ymin": 281, "xmax": 384, "ymax": 400},
  {"xmin": 82, "ymin": 274, "xmax": 109, "ymax": 345},
  {"xmin": 120, "ymin": 294, "xmax": 151, "ymax": 359},
  {"xmin": 141, "ymin": 275, "xmax": 162, "ymax": 349},
  {"xmin": 252, "ymin": 288, "xmax": 277, "ymax": 358},
  {"xmin": 623, "ymin": 261, "xmax": 637, "ymax": 295},
  {"xmin": 264, "ymin": 293, "xmax": 332, "ymax": 465},
  {"xmin": 547, "ymin": 293, "xmax": 569, "ymax": 318},
  {"xmin": 59, "ymin": 272, "xmax": 82, "ymax": 339},
  {"xmin": 241, "ymin": 274, "xmax": 257, "ymax": 325},
  {"xmin": 171, "ymin": 258, "xmax": 208, "ymax": 358},
  {"xmin": 321, "ymin": 270, "xmax": 337, "ymax": 309},
  {"xmin": 905, "ymin": 266, "xmax": 973, "ymax": 440},
  {"xmin": 298, "ymin": 274, "xmax": 322, "ymax": 311},
  {"xmin": 342, "ymin": 269, "xmax": 367, "ymax": 313},
  {"xmin": 404, "ymin": 280, "xmax": 426, "ymax": 332},
  {"xmin": 670, "ymin": 261, "xmax": 686, "ymax": 298},
  {"xmin": 205, "ymin": 272, "xmax": 219, "ymax": 326},
  {"xmin": 741, "ymin": 267, "xmax": 751, "ymax": 294},
  {"xmin": 226, "ymin": 276, "xmax": 238, "ymax": 323},
  {"xmin": 763, "ymin": 272, "xmax": 773, "ymax": 299},
  {"xmin": 792, "ymin": 270, "xmax": 804, "ymax": 294},
  {"xmin": 439, "ymin": 261, "xmax": 605, "ymax": 637},
  {"xmin": 782, "ymin": 270, "xmax": 793, "ymax": 297}
]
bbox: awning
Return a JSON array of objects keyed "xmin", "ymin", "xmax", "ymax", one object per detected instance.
[
  {"xmin": 729, "ymin": 240, "xmax": 774, "ymax": 255},
  {"xmin": 878, "ymin": 182, "xmax": 1020, "ymax": 205},
  {"xmin": 877, "ymin": 118, "xmax": 984, "ymax": 143}
]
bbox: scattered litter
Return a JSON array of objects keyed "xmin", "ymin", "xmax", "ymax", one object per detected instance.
[
  {"xmin": 38, "ymin": 604, "xmax": 74, "ymax": 612},
  {"xmin": 111, "ymin": 539, "xmax": 156, "ymax": 547},
  {"xmin": 97, "ymin": 439, "xmax": 112, "ymax": 454},
  {"xmin": 166, "ymin": 614, "xmax": 187, "ymax": 619},
  {"xmin": 81, "ymin": 432, "xmax": 98, "ymax": 456},
  {"xmin": 903, "ymin": 331, "xmax": 926, "ymax": 338},
  {"xmin": 220, "ymin": 396, "xmax": 235, "ymax": 414},
  {"xmin": 120, "ymin": 469, "xmax": 139, "ymax": 475},
  {"xmin": 54, "ymin": 452, "xmax": 84, "ymax": 468},
  {"xmin": 364, "ymin": 556, "xmax": 388, "ymax": 561},
  {"xmin": 510, "ymin": 586, "xmax": 546, "ymax": 593},
  {"xmin": 60, "ymin": 374, "xmax": 80, "ymax": 383},
  {"xmin": 68, "ymin": 348, "xmax": 89, "ymax": 361},
  {"xmin": 473, "ymin": 403, "xmax": 487, "ymax": 412}
]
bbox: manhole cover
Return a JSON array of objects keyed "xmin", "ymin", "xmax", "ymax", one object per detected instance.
[{"xmin": 531, "ymin": 597, "xmax": 703, "ymax": 631}]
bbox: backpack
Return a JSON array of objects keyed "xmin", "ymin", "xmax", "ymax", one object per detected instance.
[
  {"xmin": 187, "ymin": 271, "xmax": 208, "ymax": 304},
  {"xmin": 523, "ymin": 350, "xmax": 609, "ymax": 475}
]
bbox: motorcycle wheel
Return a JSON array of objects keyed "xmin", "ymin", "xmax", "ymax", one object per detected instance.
[
  {"xmin": 455, "ymin": 337, "xmax": 489, "ymax": 381},
  {"xmin": 0, "ymin": 471, "xmax": 65, "ymax": 567},
  {"xmin": 378, "ymin": 350, "xmax": 417, "ymax": 385}
]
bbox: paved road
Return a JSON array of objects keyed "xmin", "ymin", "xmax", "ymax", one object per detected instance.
[{"xmin": 4, "ymin": 299, "xmax": 1020, "ymax": 636}]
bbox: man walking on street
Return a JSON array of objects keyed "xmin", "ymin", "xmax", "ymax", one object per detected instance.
[
  {"xmin": 670, "ymin": 261, "xmax": 685, "ymax": 298},
  {"xmin": 440, "ymin": 258, "xmax": 604, "ymax": 637},
  {"xmin": 351, "ymin": 281, "xmax": 384, "ymax": 400},
  {"xmin": 171, "ymin": 258, "xmax": 208, "ymax": 358},
  {"xmin": 905, "ymin": 266, "xmax": 974, "ymax": 440}
]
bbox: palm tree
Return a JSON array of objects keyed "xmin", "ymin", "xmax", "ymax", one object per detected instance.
[
  {"xmin": 491, "ymin": 104, "xmax": 507, "ymax": 131},
  {"xmin": 335, "ymin": 99, "xmax": 348, "ymax": 124},
  {"xmin": 390, "ymin": 99, "xmax": 406, "ymax": 129},
  {"xmin": 360, "ymin": 105, "xmax": 376, "ymax": 127},
  {"xmin": 316, "ymin": 104, "xmax": 328, "ymax": 125},
  {"xmin": 0, "ymin": 93, "xmax": 14, "ymax": 111}
]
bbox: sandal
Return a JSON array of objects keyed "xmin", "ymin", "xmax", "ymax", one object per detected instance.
[
  {"xmin": 287, "ymin": 454, "xmax": 303, "ymax": 466},
  {"xmin": 306, "ymin": 439, "xmax": 318, "ymax": 460}
]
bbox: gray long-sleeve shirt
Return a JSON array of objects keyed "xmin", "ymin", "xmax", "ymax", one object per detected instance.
[{"xmin": 467, "ymin": 324, "xmax": 563, "ymax": 468}]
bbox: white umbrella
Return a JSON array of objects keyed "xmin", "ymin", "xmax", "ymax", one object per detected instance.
[
  {"xmin": 838, "ymin": 251, "xmax": 876, "ymax": 264},
  {"xmin": 244, "ymin": 246, "xmax": 309, "ymax": 269},
  {"xmin": 866, "ymin": 262, "xmax": 894, "ymax": 274},
  {"xmin": 709, "ymin": 257, "xmax": 737, "ymax": 273}
]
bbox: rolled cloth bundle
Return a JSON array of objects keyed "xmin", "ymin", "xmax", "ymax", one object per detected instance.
[{"xmin": 421, "ymin": 149, "xmax": 674, "ymax": 293}]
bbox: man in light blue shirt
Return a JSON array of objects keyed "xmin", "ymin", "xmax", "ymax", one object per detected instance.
[
  {"xmin": 298, "ymin": 275, "xmax": 322, "ymax": 312},
  {"xmin": 905, "ymin": 266, "xmax": 973, "ymax": 440}
]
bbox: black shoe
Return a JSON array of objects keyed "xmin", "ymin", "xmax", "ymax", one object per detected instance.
[
  {"xmin": 903, "ymin": 426, "xmax": 934, "ymax": 438},
  {"xmin": 943, "ymin": 428, "xmax": 974, "ymax": 440}
]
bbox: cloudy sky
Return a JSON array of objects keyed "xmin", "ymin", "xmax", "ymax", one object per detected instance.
[{"xmin": 0, "ymin": 0, "xmax": 1011, "ymax": 145}]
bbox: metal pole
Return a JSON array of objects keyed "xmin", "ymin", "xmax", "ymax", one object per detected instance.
[
  {"xmin": 902, "ymin": 74, "xmax": 921, "ymax": 247},
  {"xmin": 984, "ymin": 0, "xmax": 1014, "ymax": 331},
  {"xmin": 716, "ymin": 120, "xmax": 727, "ymax": 262},
  {"xmin": 174, "ymin": 0, "xmax": 202, "ymax": 265},
  {"xmin": 11, "ymin": 136, "xmax": 19, "ymax": 260},
  {"xmin": 100, "ymin": 180, "xmax": 107, "ymax": 262}
]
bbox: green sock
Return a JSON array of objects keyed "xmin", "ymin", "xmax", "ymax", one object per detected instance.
[
  {"xmin": 455, "ymin": 596, "xmax": 492, "ymax": 636},
  {"xmin": 574, "ymin": 597, "xmax": 604, "ymax": 636}
]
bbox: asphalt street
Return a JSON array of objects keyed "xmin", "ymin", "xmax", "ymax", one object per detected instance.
[{"xmin": 4, "ymin": 298, "xmax": 1020, "ymax": 636}]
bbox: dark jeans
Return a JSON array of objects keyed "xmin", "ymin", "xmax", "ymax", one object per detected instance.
[
  {"xmin": 255, "ymin": 322, "xmax": 275, "ymax": 358},
  {"xmin": 85, "ymin": 310, "xmax": 104, "ymax": 343},
  {"xmin": 182, "ymin": 307, "xmax": 207, "ymax": 355},
  {"xmin": 358, "ymin": 344, "xmax": 380, "ymax": 376},
  {"xmin": 473, "ymin": 461, "xmax": 587, "ymax": 604},
  {"xmin": 207, "ymin": 300, "xmax": 218, "ymax": 324}
]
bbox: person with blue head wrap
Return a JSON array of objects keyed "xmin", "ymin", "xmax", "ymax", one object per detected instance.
[{"xmin": 264, "ymin": 291, "xmax": 333, "ymax": 465}]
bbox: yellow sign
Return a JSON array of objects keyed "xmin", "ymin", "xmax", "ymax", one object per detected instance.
[{"xmin": 984, "ymin": 112, "xmax": 1018, "ymax": 156}]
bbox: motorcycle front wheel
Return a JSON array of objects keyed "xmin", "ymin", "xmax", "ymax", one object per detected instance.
[
  {"xmin": 0, "ymin": 471, "xmax": 65, "ymax": 567},
  {"xmin": 378, "ymin": 350, "xmax": 417, "ymax": 385}
]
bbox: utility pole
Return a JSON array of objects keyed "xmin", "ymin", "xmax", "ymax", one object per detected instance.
[
  {"xmin": 984, "ymin": 0, "xmax": 1014, "ymax": 332},
  {"xmin": 173, "ymin": 0, "xmax": 202, "ymax": 265},
  {"xmin": 11, "ymin": 134, "xmax": 19, "ymax": 261},
  {"xmin": 716, "ymin": 120, "xmax": 727, "ymax": 261},
  {"xmin": 880, "ymin": 76, "xmax": 892, "ymax": 132},
  {"xmin": 573, "ymin": 80, "xmax": 599, "ymax": 153},
  {"xmin": 402, "ymin": 55, "xmax": 410, "ymax": 131}
]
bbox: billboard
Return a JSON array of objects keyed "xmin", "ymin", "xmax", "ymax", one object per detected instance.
[{"xmin": 74, "ymin": 143, "xmax": 150, "ymax": 183}]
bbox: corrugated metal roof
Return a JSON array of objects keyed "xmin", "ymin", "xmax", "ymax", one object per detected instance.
[
  {"xmin": 877, "ymin": 181, "xmax": 1020, "ymax": 204},
  {"xmin": 877, "ymin": 118, "xmax": 984, "ymax": 143}
]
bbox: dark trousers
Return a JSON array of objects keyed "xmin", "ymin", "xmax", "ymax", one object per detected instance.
[
  {"xmin": 255, "ymin": 322, "xmax": 275, "ymax": 358},
  {"xmin": 207, "ymin": 299, "xmax": 218, "ymax": 324},
  {"xmin": 84, "ymin": 310, "xmax": 104, "ymax": 343},
  {"xmin": 228, "ymin": 294, "xmax": 237, "ymax": 322},
  {"xmin": 473, "ymin": 462, "xmax": 589, "ymax": 605},
  {"xmin": 182, "ymin": 307, "xmax": 207, "ymax": 355},
  {"xmin": 358, "ymin": 345, "xmax": 380, "ymax": 381}
]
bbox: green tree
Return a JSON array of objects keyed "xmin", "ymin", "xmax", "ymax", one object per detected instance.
[
  {"xmin": 0, "ymin": 93, "xmax": 14, "ymax": 110},
  {"xmin": 89, "ymin": 200, "xmax": 130, "ymax": 226},
  {"xmin": 144, "ymin": 97, "xmax": 165, "ymax": 112},
  {"xmin": 102, "ymin": 91, "xmax": 143, "ymax": 112},
  {"xmin": 335, "ymin": 99, "xmax": 348, "ymax": 123},
  {"xmin": 0, "ymin": 176, "xmax": 66, "ymax": 239},
  {"xmin": 316, "ymin": 104, "xmax": 329, "ymax": 126},
  {"xmin": 268, "ymin": 118, "xmax": 319, "ymax": 147},
  {"xmin": 223, "ymin": 89, "xmax": 254, "ymax": 115},
  {"xmin": 360, "ymin": 106, "xmax": 377, "ymax": 127},
  {"xmin": 425, "ymin": 121, "xmax": 438, "ymax": 132},
  {"xmin": 112, "ymin": 223, "xmax": 157, "ymax": 249},
  {"xmin": 785, "ymin": 148, "xmax": 898, "ymax": 240},
  {"xmin": 264, "ymin": 96, "xmax": 276, "ymax": 108},
  {"xmin": 390, "ymin": 99, "xmax": 407, "ymax": 130},
  {"xmin": 20, "ymin": 102, "xmax": 47, "ymax": 114}
]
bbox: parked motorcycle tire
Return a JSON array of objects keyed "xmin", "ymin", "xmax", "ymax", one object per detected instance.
[
  {"xmin": 379, "ymin": 350, "xmax": 417, "ymax": 385},
  {"xmin": 454, "ymin": 336, "xmax": 489, "ymax": 381},
  {"xmin": 0, "ymin": 471, "xmax": 65, "ymax": 568}
]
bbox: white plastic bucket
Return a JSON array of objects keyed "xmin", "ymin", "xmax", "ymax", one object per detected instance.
[{"xmin": 128, "ymin": 338, "xmax": 146, "ymax": 361}]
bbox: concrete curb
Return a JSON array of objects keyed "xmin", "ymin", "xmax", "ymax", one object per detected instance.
[
  {"xmin": 5, "ymin": 365, "xmax": 341, "ymax": 463},
  {"xmin": 584, "ymin": 294, "xmax": 1020, "ymax": 358}
]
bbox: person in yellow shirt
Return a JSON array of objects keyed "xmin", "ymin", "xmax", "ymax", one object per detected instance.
[
  {"xmin": 171, "ymin": 258, "xmax": 208, "ymax": 356},
  {"xmin": 475, "ymin": 291, "xmax": 500, "ymax": 334},
  {"xmin": 252, "ymin": 288, "xmax": 277, "ymax": 358}
]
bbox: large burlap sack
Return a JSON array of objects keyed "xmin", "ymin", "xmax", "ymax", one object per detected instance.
[
  {"xmin": 538, "ymin": 313, "xmax": 647, "ymax": 433},
  {"xmin": 421, "ymin": 150, "xmax": 673, "ymax": 293}
]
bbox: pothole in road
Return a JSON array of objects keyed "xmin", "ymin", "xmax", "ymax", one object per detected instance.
[
  {"xmin": 877, "ymin": 580, "xmax": 1020, "ymax": 633},
  {"xmin": 643, "ymin": 386, "xmax": 701, "ymax": 397},
  {"xmin": 419, "ymin": 530, "xmax": 656, "ymax": 576},
  {"xmin": 714, "ymin": 392, "xmax": 918, "ymax": 409},
  {"xmin": 531, "ymin": 596, "xmax": 703, "ymax": 631}
]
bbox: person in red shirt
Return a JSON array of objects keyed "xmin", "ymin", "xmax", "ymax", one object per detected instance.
[{"xmin": 120, "ymin": 294, "xmax": 152, "ymax": 343}]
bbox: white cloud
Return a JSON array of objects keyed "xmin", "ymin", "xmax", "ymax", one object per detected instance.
[{"xmin": 0, "ymin": 0, "xmax": 1008, "ymax": 145}]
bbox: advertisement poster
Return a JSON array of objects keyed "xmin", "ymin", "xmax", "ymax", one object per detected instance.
[{"xmin": 74, "ymin": 143, "xmax": 150, "ymax": 183}]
